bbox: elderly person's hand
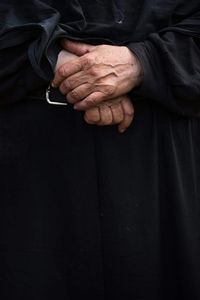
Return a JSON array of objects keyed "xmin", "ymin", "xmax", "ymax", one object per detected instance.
[
  {"xmin": 84, "ymin": 95, "xmax": 134, "ymax": 133},
  {"xmin": 52, "ymin": 40, "xmax": 143, "ymax": 110},
  {"xmin": 55, "ymin": 50, "xmax": 135, "ymax": 132}
]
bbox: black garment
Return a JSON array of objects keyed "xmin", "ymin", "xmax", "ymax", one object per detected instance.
[
  {"xmin": 1, "ymin": 0, "xmax": 200, "ymax": 115},
  {"xmin": 0, "ymin": 1, "xmax": 200, "ymax": 299}
]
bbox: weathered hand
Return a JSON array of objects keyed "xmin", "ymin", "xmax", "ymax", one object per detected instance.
[
  {"xmin": 84, "ymin": 95, "xmax": 134, "ymax": 133},
  {"xmin": 52, "ymin": 40, "xmax": 143, "ymax": 110},
  {"xmin": 54, "ymin": 49, "xmax": 134, "ymax": 131}
]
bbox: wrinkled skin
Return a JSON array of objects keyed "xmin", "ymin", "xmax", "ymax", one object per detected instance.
[
  {"xmin": 53, "ymin": 40, "xmax": 143, "ymax": 110},
  {"xmin": 54, "ymin": 43, "xmax": 141, "ymax": 132}
]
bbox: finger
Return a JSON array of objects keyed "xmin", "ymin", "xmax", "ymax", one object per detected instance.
[
  {"xmin": 98, "ymin": 105, "xmax": 113, "ymax": 126},
  {"xmin": 84, "ymin": 107, "xmax": 100, "ymax": 124},
  {"xmin": 52, "ymin": 57, "xmax": 84, "ymax": 88},
  {"xmin": 109, "ymin": 102, "xmax": 124, "ymax": 125},
  {"xmin": 118, "ymin": 98, "xmax": 134, "ymax": 133},
  {"xmin": 61, "ymin": 39, "xmax": 96, "ymax": 56},
  {"xmin": 74, "ymin": 92, "xmax": 107, "ymax": 110},
  {"xmin": 59, "ymin": 63, "xmax": 115, "ymax": 95},
  {"xmin": 66, "ymin": 84, "xmax": 94, "ymax": 103},
  {"xmin": 59, "ymin": 69, "xmax": 95, "ymax": 95}
]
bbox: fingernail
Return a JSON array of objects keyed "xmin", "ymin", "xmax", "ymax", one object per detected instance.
[
  {"xmin": 119, "ymin": 128, "xmax": 125, "ymax": 133},
  {"xmin": 51, "ymin": 82, "xmax": 56, "ymax": 88}
]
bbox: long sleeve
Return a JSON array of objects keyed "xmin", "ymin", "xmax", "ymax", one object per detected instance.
[
  {"xmin": 0, "ymin": 0, "xmax": 64, "ymax": 105},
  {"xmin": 128, "ymin": 8, "xmax": 200, "ymax": 117}
]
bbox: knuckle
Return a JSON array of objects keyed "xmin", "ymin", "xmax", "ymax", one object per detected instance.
[
  {"xmin": 58, "ymin": 66, "xmax": 67, "ymax": 77},
  {"xmin": 85, "ymin": 97, "xmax": 99, "ymax": 107},
  {"xmin": 64, "ymin": 79, "xmax": 73, "ymax": 91},
  {"xmin": 59, "ymin": 85, "xmax": 66, "ymax": 95},
  {"xmin": 82, "ymin": 55, "xmax": 94, "ymax": 67},
  {"xmin": 105, "ymin": 84, "xmax": 115, "ymax": 96},
  {"xmin": 76, "ymin": 62, "xmax": 83, "ymax": 71},
  {"xmin": 70, "ymin": 89, "xmax": 81, "ymax": 101},
  {"xmin": 89, "ymin": 65, "xmax": 99, "ymax": 77}
]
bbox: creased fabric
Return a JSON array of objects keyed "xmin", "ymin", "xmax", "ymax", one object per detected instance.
[
  {"xmin": 1, "ymin": 0, "xmax": 200, "ymax": 113},
  {"xmin": 128, "ymin": 9, "xmax": 200, "ymax": 117},
  {"xmin": 1, "ymin": 1, "xmax": 200, "ymax": 300}
]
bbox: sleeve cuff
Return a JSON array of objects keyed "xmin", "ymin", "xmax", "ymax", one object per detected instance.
[{"xmin": 127, "ymin": 40, "xmax": 168, "ymax": 101}]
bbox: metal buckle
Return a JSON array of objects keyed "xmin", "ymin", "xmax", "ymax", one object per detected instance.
[{"xmin": 46, "ymin": 85, "xmax": 67, "ymax": 106}]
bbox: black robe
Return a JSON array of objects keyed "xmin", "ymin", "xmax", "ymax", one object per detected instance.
[{"xmin": 0, "ymin": 1, "xmax": 200, "ymax": 299}]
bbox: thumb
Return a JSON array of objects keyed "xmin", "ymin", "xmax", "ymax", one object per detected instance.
[{"xmin": 61, "ymin": 39, "xmax": 96, "ymax": 56}]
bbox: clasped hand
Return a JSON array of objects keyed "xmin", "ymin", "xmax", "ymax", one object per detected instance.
[{"xmin": 52, "ymin": 40, "xmax": 143, "ymax": 132}]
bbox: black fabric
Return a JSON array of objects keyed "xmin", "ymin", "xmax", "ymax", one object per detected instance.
[
  {"xmin": 0, "ymin": 0, "xmax": 200, "ymax": 299},
  {"xmin": 1, "ymin": 100, "xmax": 200, "ymax": 300},
  {"xmin": 1, "ymin": 0, "xmax": 200, "ymax": 114}
]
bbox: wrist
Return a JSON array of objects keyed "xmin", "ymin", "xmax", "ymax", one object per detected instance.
[{"xmin": 125, "ymin": 46, "xmax": 144, "ymax": 88}]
